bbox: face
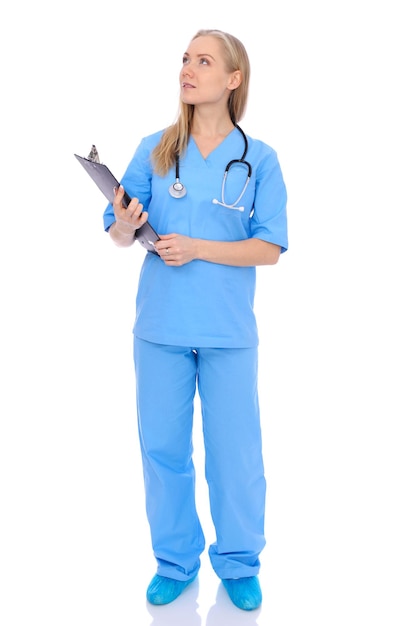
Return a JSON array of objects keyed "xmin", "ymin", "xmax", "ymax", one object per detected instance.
[{"xmin": 180, "ymin": 36, "xmax": 240, "ymax": 108}]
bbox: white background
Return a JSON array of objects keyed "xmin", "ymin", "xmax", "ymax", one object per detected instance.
[{"xmin": 0, "ymin": 1, "xmax": 416, "ymax": 624}]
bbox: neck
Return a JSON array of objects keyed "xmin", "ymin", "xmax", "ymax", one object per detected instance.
[{"xmin": 191, "ymin": 111, "xmax": 235, "ymax": 139}]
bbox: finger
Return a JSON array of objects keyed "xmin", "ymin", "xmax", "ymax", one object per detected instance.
[
  {"xmin": 132, "ymin": 202, "xmax": 144, "ymax": 218},
  {"xmin": 113, "ymin": 185, "xmax": 124, "ymax": 200},
  {"xmin": 113, "ymin": 185, "xmax": 125, "ymax": 212}
]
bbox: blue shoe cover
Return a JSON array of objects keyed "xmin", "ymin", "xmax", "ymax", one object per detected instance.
[
  {"xmin": 222, "ymin": 576, "xmax": 262, "ymax": 611},
  {"xmin": 146, "ymin": 574, "xmax": 197, "ymax": 605}
]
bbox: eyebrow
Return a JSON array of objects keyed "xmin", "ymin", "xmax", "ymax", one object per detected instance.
[{"xmin": 183, "ymin": 52, "xmax": 216, "ymax": 60}]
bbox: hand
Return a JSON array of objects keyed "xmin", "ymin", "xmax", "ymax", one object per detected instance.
[
  {"xmin": 113, "ymin": 185, "xmax": 148, "ymax": 234},
  {"xmin": 154, "ymin": 234, "xmax": 198, "ymax": 266}
]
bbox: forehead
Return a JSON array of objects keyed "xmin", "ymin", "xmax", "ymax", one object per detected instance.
[{"xmin": 185, "ymin": 35, "xmax": 224, "ymax": 59}]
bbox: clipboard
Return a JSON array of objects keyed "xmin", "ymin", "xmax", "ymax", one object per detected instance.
[{"xmin": 74, "ymin": 151, "xmax": 160, "ymax": 252}]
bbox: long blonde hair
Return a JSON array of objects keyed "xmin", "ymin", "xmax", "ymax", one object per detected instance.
[{"xmin": 152, "ymin": 29, "xmax": 251, "ymax": 176}]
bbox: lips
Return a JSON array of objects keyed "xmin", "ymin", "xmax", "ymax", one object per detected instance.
[{"xmin": 182, "ymin": 82, "xmax": 195, "ymax": 89}]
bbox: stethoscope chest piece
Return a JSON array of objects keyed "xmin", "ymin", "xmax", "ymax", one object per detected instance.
[{"xmin": 169, "ymin": 179, "xmax": 187, "ymax": 198}]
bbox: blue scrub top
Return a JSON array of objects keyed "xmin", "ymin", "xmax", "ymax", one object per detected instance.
[{"xmin": 103, "ymin": 127, "xmax": 288, "ymax": 348}]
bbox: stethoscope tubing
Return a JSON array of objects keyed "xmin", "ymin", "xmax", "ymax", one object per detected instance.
[{"xmin": 168, "ymin": 125, "xmax": 251, "ymax": 205}]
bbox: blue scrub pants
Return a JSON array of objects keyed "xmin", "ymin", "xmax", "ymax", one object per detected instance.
[{"xmin": 133, "ymin": 338, "xmax": 266, "ymax": 581}]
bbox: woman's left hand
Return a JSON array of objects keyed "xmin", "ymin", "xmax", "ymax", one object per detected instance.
[{"xmin": 155, "ymin": 234, "xmax": 198, "ymax": 266}]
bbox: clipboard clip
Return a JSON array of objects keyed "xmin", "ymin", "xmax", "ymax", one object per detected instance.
[{"xmin": 87, "ymin": 144, "xmax": 100, "ymax": 163}]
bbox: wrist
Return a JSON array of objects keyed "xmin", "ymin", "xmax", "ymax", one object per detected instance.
[
  {"xmin": 114, "ymin": 221, "xmax": 136, "ymax": 237},
  {"xmin": 194, "ymin": 238, "xmax": 206, "ymax": 261}
]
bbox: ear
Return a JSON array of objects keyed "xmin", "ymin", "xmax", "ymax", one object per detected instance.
[{"xmin": 228, "ymin": 70, "xmax": 242, "ymax": 91}]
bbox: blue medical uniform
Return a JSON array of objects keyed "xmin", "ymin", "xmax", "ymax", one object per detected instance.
[{"xmin": 103, "ymin": 127, "xmax": 288, "ymax": 580}]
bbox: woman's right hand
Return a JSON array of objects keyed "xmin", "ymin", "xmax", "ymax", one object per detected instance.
[
  {"xmin": 109, "ymin": 185, "xmax": 149, "ymax": 247},
  {"xmin": 113, "ymin": 185, "xmax": 148, "ymax": 234}
]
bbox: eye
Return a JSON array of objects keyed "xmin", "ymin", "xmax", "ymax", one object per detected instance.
[
  {"xmin": 182, "ymin": 56, "xmax": 190, "ymax": 65},
  {"xmin": 199, "ymin": 57, "xmax": 209, "ymax": 65}
]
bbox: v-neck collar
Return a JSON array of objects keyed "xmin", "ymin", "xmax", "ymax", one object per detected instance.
[{"xmin": 189, "ymin": 127, "xmax": 238, "ymax": 162}]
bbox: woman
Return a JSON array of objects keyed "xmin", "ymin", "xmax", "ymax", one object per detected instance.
[{"xmin": 103, "ymin": 29, "xmax": 288, "ymax": 611}]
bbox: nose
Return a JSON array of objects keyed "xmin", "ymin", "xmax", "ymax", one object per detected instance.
[{"xmin": 181, "ymin": 62, "xmax": 194, "ymax": 78}]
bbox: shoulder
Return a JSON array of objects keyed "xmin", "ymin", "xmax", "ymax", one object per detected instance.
[
  {"xmin": 245, "ymin": 134, "xmax": 278, "ymax": 160},
  {"xmin": 135, "ymin": 128, "xmax": 166, "ymax": 154},
  {"xmin": 245, "ymin": 134, "xmax": 285, "ymax": 179}
]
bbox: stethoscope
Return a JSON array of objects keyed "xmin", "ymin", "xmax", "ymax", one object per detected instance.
[{"xmin": 168, "ymin": 124, "xmax": 252, "ymax": 212}]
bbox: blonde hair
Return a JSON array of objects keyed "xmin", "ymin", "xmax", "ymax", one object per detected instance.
[{"xmin": 152, "ymin": 29, "xmax": 251, "ymax": 176}]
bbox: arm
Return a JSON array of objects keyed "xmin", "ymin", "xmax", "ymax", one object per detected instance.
[
  {"xmin": 109, "ymin": 184, "xmax": 281, "ymax": 263},
  {"xmin": 154, "ymin": 233, "xmax": 281, "ymax": 267},
  {"xmin": 196, "ymin": 236, "xmax": 281, "ymax": 266}
]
